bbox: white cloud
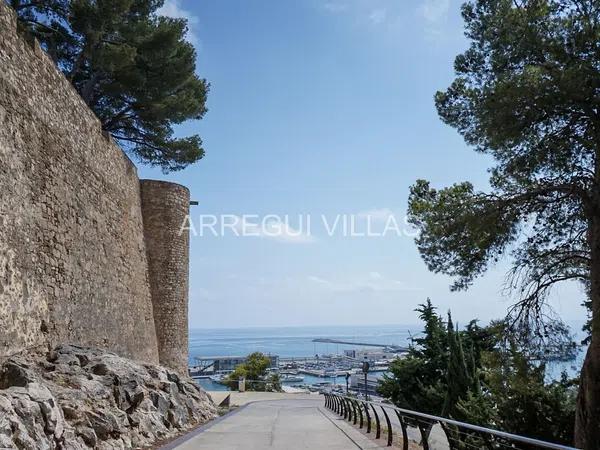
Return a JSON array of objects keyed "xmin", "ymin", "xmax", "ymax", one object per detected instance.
[
  {"xmin": 233, "ymin": 215, "xmax": 315, "ymax": 244},
  {"xmin": 368, "ymin": 8, "xmax": 387, "ymax": 25},
  {"xmin": 418, "ymin": 0, "xmax": 450, "ymax": 24},
  {"xmin": 157, "ymin": 0, "xmax": 200, "ymax": 47},
  {"xmin": 308, "ymin": 275, "xmax": 331, "ymax": 285},
  {"xmin": 319, "ymin": 0, "xmax": 451, "ymax": 35},
  {"xmin": 415, "ymin": 0, "xmax": 451, "ymax": 41}
]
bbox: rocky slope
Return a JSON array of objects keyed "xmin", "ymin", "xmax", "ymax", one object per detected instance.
[{"xmin": 0, "ymin": 345, "xmax": 217, "ymax": 449}]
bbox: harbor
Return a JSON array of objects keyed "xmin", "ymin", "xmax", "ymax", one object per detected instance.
[{"xmin": 189, "ymin": 337, "xmax": 407, "ymax": 393}]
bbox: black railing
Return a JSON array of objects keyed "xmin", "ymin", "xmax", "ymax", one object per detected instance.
[{"xmin": 323, "ymin": 393, "xmax": 579, "ymax": 450}]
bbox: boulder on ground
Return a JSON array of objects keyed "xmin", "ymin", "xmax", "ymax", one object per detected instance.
[{"xmin": 0, "ymin": 345, "xmax": 217, "ymax": 449}]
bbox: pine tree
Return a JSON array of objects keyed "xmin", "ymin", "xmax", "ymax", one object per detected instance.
[
  {"xmin": 413, "ymin": 299, "xmax": 449, "ymax": 372},
  {"xmin": 378, "ymin": 299, "xmax": 448, "ymax": 414},
  {"xmin": 10, "ymin": 0, "xmax": 209, "ymax": 172},
  {"xmin": 406, "ymin": 1, "xmax": 600, "ymax": 443},
  {"xmin": 442, "ymin": 313, "xmax": 473, "ymax": 418}
]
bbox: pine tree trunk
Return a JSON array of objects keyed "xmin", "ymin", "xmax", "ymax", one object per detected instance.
[{"xmin": 575, "ymin": 218, "xmax": 600, "ymax": 449}]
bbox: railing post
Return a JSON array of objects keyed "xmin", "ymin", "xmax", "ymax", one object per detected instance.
[
  {"xmin": 380, "ymin": 406, "xmax": 393, "ymax": 447},
  {"xmin": 371, "ymin": 404, "xmax": 381, "ymax": 440},
  {"xmin": 345, "ymin": 398, "xmax": 353, "ymax": 422},
  {"xmin": 354, "ymin": 399, "xmax": 363, "ymax": 429},
  {"xmin": 363, "ymin": 402, "xmax": 371, "ymax": 434},
  {"xmin": 416, "ymin": 419, "xmax": 430, "ymax": 450},
  {"xmin": 419, "ymin": 426, "xmax": 430, "ymax": 450},
  {"xmin": 394, "ymin": 410, "xmax": 409, "ymax": 450},
  {"xmin": 440, "ymin": 422, "xmax": 458, "ymax": 450},
  {"xmin": 350, "ymin": 399, "xmax": 358, "ymax": 425}
]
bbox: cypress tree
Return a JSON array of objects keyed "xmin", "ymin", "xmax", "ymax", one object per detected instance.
[{"xmin": 443, "ymin": 312, "xmax": 473, "ymax": 417}]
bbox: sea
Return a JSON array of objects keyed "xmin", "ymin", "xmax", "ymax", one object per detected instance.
[{"xmin": 188, "ymin": 324, "xmax": 586, "ymax": 391}]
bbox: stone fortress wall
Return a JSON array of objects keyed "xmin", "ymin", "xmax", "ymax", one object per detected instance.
[
  {"xmin": 141, "ymin": 181, "xmax": 191, "ymax": 375},
  {"xmin": 0, "ymin": 1, "xmax": 190, "ymax": 374}
]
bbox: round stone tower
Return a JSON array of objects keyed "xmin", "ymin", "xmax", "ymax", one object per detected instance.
[{"xmin": 140, "ymin": 180, "xmax": 190, "ymax": 375}]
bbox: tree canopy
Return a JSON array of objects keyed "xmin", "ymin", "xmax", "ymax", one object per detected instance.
[
  {"xmin": 406, "ymin": 1, "xmax": 600, "ymax": 444},
  {"xmin": 408, "ymin": 0, "xmax": 598, "ymax": 329},
  {"xmin": 10, "ymin": 0, "xmax": 209, "ymax": 171},
  {"xmin": 225, "ymin": 352, "xmax": 281, "ymax": 392},
  {"xmin": 378, "ymin": 300, "xmax": 449, "ymax": 414},
  {"xmin": 378, "ymin": 300, "xmax": 578, "ymax": 447}
]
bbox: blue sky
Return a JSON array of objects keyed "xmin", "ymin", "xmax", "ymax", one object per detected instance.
[{"xmin": 138, "ymin": 0, "xmax": 586, "ymax": 329}]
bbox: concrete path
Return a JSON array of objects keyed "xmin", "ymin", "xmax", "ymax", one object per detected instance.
[
  {"xmin": 168, "ymin": 398, "xmax": 385, "ymax": 450},
  {"xmin": 205, "ymin": 391, "xmax": 317, "ymax": 407}
]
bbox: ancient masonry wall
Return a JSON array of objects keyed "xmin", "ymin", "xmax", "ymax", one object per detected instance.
[
  {"xmin": 0, "ymin": 1, "xmax": 190, "ymax": 373},
  {"xmin": 141, "ymin": 181, "xmax": 190, "ymax": 375}
]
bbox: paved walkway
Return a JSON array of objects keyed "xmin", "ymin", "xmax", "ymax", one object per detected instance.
[
  {"xmin": 167, "ymin": 398, "xmax": 386, "ymax": 450},
  {"xmin": 205, "ymin": 391, "xmax": 317, "ymax": 407}
]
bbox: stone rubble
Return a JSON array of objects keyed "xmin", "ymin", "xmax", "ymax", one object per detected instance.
[{"xmin": 0, "ymin": 345, "xmax": 217, "ymax": 449}]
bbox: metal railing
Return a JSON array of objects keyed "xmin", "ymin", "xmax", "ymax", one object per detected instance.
[{"xmin": 323, "ymin": 393, "xmax": 579, "ymax": 450}]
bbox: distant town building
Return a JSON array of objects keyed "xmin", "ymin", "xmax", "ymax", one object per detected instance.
[{"xmin": 343, "ymin": 349, "xmax": 398, "ymax": 362}]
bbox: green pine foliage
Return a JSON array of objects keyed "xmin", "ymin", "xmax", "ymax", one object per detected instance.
[
  {"xmin": 379, "ymin": 299, "xmax": 448, "ymax": 415},
  {"xmin": 442, "ymin": 313, "xmax": 475, "ymax": 418},
  {"xmin": 378, "ymin": 300, "xmax": 578, "ymax": 446},
  {"xmin": 458, "ymin": 347, "xmax": 577, "ymax": 445},
  {"xmin": 10, "ymin": 0, "xmax": 209, "ymax": 171},
  {"xmin": 406, "ymin": 1, "xmax": 600, "ymax": 443}
]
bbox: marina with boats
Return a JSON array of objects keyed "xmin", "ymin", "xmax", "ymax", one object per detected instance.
[{"xmin": 189, "ymin": 338, "xmax": 407, "ymax": 393}]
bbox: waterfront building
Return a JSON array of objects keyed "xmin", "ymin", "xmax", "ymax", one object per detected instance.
[
  {"xmin": 343, "ymin": 349, "xmax": 398, "ymax": 362},
  {"xmin": 349, "ymin": 373, "xmax": 379, "ymax": 397},
  {"xmin": 208, "ymin": 355, "xmax": 280, "ymax": 372}
]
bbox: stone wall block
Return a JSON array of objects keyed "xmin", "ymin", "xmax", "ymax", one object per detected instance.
[{"xmin": 0, "ymin": 0, "xmax": 163, "ymax": 364}]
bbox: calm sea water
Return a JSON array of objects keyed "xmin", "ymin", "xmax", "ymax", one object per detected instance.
[
  {"xmin": 188, "ymin": 324, "xmax": 416, "ymax": 362},
  {"xmin": 188, "ymin": 323, "xmax": 586, "ymax": 391}
]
